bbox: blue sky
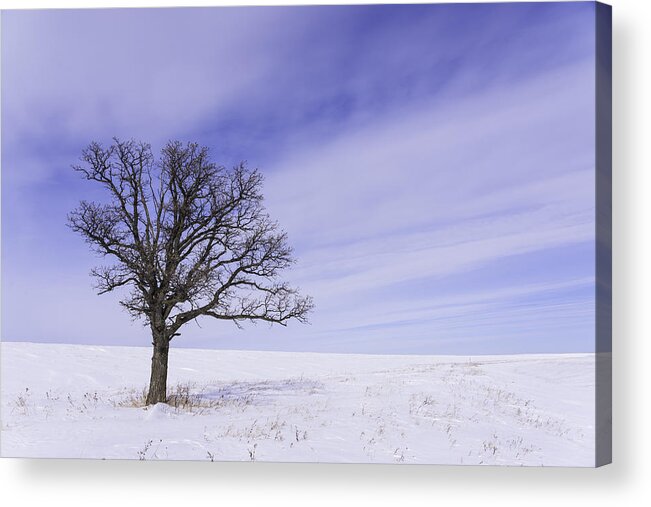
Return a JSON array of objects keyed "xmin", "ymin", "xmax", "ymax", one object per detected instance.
[{"xmin": 1, "ymin": 3, "xmax": 597, "ymax": 354}]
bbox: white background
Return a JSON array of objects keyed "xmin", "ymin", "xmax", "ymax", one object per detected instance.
[{"xmin": 0, "ymin": 0, "xmax": 648, "ymax": 505}]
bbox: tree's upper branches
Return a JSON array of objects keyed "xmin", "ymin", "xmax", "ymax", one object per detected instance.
[{"xmin": 68, "ymin": 138, "xmax": 313, "ymax": 337}]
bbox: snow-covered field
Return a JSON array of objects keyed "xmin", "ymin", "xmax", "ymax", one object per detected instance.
[{"xmin": 0, "ymin": 342, "xmax": 596, "ymax": 466}]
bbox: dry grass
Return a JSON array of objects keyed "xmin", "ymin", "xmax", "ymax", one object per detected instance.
[{"xmin": 114, "ymin": 382, "xmax": 255, "ymax": 414}]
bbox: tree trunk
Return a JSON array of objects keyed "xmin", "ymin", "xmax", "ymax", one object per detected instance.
[{"xmin": 145, "ymin": 335, "xmax": 169, "ymax": 405}]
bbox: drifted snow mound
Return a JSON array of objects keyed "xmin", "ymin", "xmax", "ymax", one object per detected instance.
[{"xmin": 145, "ymin": 402, "xmax": 174, "ymax": 421}]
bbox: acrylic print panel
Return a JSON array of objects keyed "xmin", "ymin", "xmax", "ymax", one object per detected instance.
[{"xmin": 0, "ymin": 2, "xmax": 611, "ymax": 466}]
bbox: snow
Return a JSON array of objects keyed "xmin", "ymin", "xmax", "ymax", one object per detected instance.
[{"xmin": 0, "ymin": 342, "xmax": 596, "ymax": 465}]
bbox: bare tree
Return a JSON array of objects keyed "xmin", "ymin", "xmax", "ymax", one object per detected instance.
[{"xmin": 68, "ymin": 138, "xmax": 313, "ymax": 405}]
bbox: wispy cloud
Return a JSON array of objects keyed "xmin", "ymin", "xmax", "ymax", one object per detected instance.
[{"xmin": 2, "ymin": 3, "xmax": 597, "ymax": 354}]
